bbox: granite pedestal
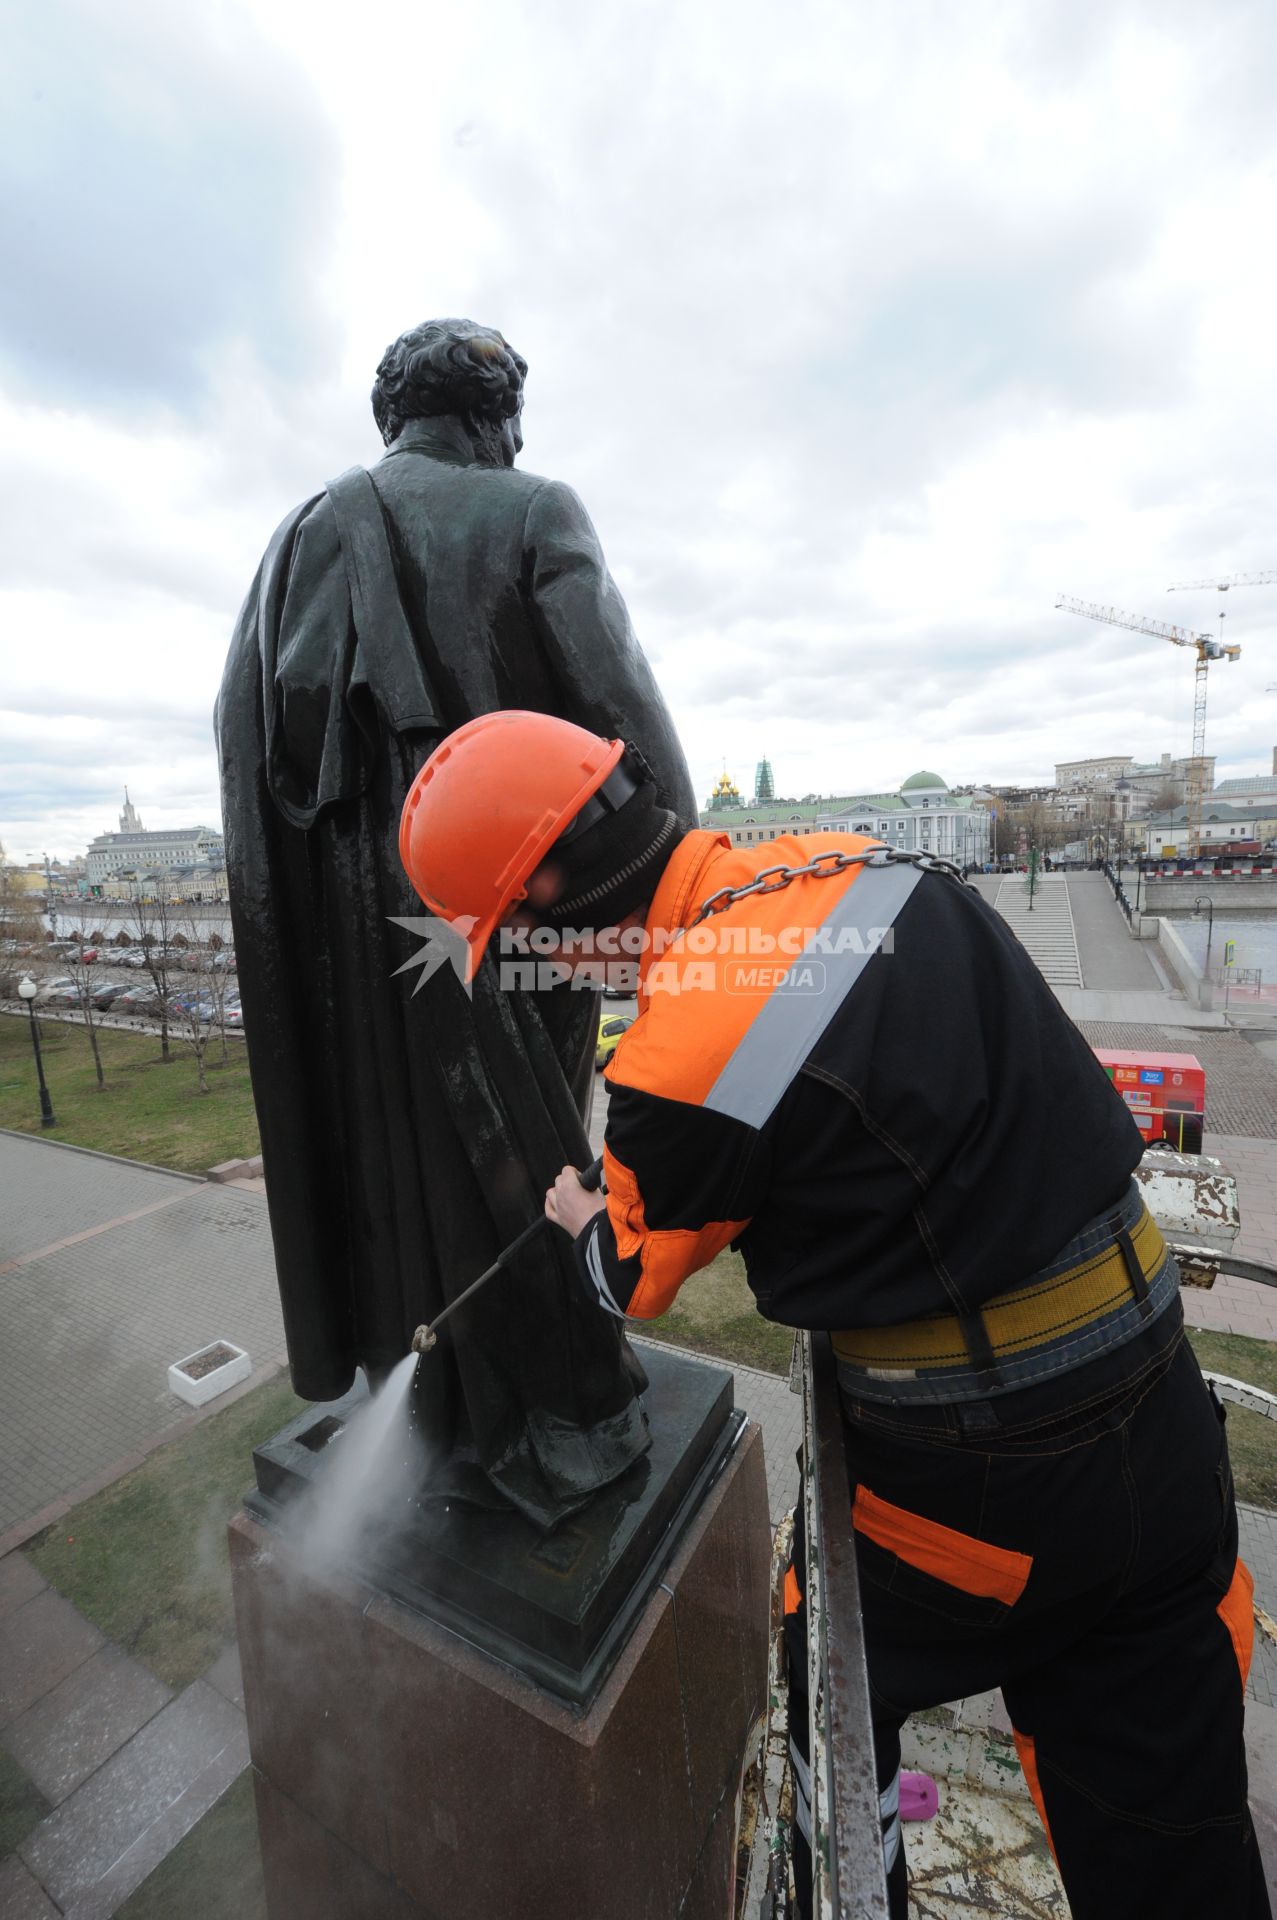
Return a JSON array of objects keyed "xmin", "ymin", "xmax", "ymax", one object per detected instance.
[{"xmin": 230, "ymin": 1413, "xmax": 770, "ymax": 1918}]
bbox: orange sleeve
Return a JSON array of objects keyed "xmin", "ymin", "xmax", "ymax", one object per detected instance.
[{"xmin": 602, "ymin": 1144, "xmax": 749, "ymax": 1319}]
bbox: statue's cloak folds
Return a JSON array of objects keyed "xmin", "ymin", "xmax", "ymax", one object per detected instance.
[{"xmin": 215, "ymin": 428, "xmax": 697, "ymax": 1527}]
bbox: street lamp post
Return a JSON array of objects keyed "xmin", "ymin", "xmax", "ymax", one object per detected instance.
[
  {"xmin": 1193, "ymin": 896, "xmax": 1215, "ymax": 980},
  {"xmin": 17, "ymin": 976, "xmax": 56, "ymax": 1127}
]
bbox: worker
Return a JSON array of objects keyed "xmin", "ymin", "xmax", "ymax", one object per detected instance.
[{"xmin": 399, "ymin": 711, "xmax": 1269, "ymax": 1920}]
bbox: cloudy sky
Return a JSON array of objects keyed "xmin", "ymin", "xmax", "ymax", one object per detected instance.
[{"xmin": 2, "ymin": 0, "xmax": 1275, "ymax": 861}]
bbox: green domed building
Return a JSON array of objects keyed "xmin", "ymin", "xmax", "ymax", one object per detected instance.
[{"xmin": 698, "ymin": 762, "xmax": 990, "ymax": 865}]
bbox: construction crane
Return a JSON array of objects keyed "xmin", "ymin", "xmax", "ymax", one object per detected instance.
[
  {"xmin": 1167, "ymin": 571, "xmax": 1277, "ymax": 591},
  {"xmin": 1055, "ymin": 595, "xmax": 1241, "ymax": 858}
]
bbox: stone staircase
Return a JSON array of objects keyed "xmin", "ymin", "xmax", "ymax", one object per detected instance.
[{"xmin": 992, "ymin": 874, "xmax": 1083, "ymax": 986}]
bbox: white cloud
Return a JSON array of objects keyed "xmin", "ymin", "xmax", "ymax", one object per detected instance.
[{"xmin": 2, "ymin": 0, "xmax": 1276, "ymax": 859}]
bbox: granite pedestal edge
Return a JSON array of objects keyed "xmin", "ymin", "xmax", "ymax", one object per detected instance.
[{"xmin": 230, "ymin": 1418, "xmax": 770, "ymax": 1920}]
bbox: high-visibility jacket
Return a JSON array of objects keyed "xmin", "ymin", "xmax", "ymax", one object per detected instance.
[{"xmin": 576, "ymin": 829, "xmax": 1143, "ymax": 1343}]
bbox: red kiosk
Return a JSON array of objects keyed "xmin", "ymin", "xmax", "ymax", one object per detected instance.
[{"xmin": 1092, "ymin": 1048, "xmax": 1205, "ymax": 1155}]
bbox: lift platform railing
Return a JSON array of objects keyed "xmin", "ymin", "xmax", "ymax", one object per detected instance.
[
  {"xmin": 802, "ymin": 1332, "xmax": 892, "ymax": 1920},
  {"xmin": 743, "ymin": 1155, "xmax": 1277, "ymax": 1917}
]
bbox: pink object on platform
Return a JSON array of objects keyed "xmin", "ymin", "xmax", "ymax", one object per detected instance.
[{"xmin": 901, "ymin": 1771, "xmax": 939, "ymax": 1822}]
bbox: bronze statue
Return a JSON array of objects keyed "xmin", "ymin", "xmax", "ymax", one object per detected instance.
[{"xmin": 216, "ymin": 319, "xmax": 696, "ymax": 1528}]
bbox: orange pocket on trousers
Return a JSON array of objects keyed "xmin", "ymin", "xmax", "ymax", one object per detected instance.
[{"xmin": 853, "ymin": 1485, "xmax": 1034, "ymax": 1608}]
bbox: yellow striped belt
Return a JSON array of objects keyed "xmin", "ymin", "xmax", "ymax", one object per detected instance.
[{"xmin": 830, "ymin": 1205, "xmax": 1168, "ymax": 1373}]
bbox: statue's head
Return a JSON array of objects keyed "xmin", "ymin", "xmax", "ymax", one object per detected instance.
[{"xmin": 371, "ymin": 319, "xmax": 527, "ymax": 466}]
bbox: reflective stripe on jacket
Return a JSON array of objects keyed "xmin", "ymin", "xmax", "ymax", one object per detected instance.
[{"xmin": 576, "ymin": 829, "xmax": 1144, "ymax": 1336}]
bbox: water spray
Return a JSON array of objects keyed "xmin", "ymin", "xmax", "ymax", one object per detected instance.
[{"xmin": 411, "ymin": 1158, "xmax": 603, "ymax": 1355}]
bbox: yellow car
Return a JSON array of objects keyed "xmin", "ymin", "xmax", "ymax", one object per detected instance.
[{"xmin": 596, "ymin": 1013, "xmax": 632, "ymax": 1071}]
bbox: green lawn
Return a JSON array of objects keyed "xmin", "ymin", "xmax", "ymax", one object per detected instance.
[
  {"xmin": 1187, "ymin": 1328, "xmax": 1277, "ymax": 1512},
  {"xmin": 0, "ymin": 1745, "xmax": 49, "ymax": 1859},
  {"xmin": 26, "ymin": 1376, "xmax": 305, "ymax": 1690},
  {"xmin": 635, "ymin": 1248, "xmax": 795, "ymax": 1376},
  {"xmin": 116, "ymin": 1770, "xmax": 265, "ymax": 1920},
  {"xmin": 637, "ymin": 1261, "xmax": 1277, "ymax": 1510},
  {"xmin": 0, "ymin": 1014, "xmax": 259, "ymax": 1175}
]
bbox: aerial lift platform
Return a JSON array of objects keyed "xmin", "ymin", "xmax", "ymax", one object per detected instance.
[{"xmin": 734, "ymin": 1147, "xmax": 1277, "ymax": 1919}]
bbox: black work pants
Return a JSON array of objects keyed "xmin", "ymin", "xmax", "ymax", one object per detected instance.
[{"xmin": 788, "ymin": 1318, "xmax": 1270, "ymax": 1918}]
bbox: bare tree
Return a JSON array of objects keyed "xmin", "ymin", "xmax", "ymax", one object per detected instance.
[
  {"xmin": 62, "ymin": 903, "xmax": 109, "ymax": 1089},
  {"xmin": 0, "ymin": 859, "xmax": 46, "ymax": 996},
  {"xmin": 126, "ymin": 876, "xmax": 177, "ymax": 1061},
  {"xmin": 996, "ymin": 802, "xmax": 1075, "ymax": 865},
  {"xmin": 171, "ymin": 909, "xmax": 233, "ymax": 1086}
]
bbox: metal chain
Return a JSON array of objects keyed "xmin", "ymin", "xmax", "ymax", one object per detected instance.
[{"xmin": 687, "ymin": 846, "xmax": 966, "ymax": 929}]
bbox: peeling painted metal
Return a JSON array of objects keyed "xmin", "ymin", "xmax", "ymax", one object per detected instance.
[
  {"xmin": 904, "ymin": 1783, "xmax": 1067, "ymax": 1916},
  {"xmin": 803, "ymin": 1333, "xmax": 892, "ymax": 1919},
  {"xmin": 739, "ymin": 1514, "xmax": 796, "ymax": 1919},
  {"xmin": 1133, "ymin": 1150, "xmax": 1240, "ymax": 1256}
]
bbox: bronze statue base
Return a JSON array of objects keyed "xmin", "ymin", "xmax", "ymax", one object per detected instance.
[
  {"xmin": 245, "ymin": 1346, "xmax": 741, "ymax": 1710},
  {"xmin": 230, "ymin": 1411, "xmax": 770, "ymax": 1919}
]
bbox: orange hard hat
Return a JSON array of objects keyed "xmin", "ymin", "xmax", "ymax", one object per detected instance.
[{"xmin": 399, "ymin": 711, "xmax": 625, "ymax": 979}]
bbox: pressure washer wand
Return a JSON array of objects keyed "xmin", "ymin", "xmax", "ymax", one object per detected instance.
[{"xmin": 410, "ymin": 1157, "xmax": 604, "ymax": 1355}]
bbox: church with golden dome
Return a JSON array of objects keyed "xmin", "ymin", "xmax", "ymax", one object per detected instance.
[{"xmin": 700, "ymin": 760, "xmax": 990, "ymax": 866}]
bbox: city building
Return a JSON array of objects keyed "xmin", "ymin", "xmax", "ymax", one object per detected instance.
[
  {"xmin": 699, "ymin": 769, "xmax": 990, "ymax": 866},
  {"xmin": 1054, "ymin": 755, "xmax": 1137, "ymax": 789},
  {"xmin": 85, "ymin": 793, "xmax": 226, "ymax": 897},
  {"xmin": 818, "ymin": 771, "xmax": 990, "ymax": 866},
  {"xmin": 1135, "ymin": 801, "xmax": 1277, "ymax": 859},
  {"xmin": 1213, "ymin": 750, "xmax": 1277, "ymax": 814},
  {"xmin": 705, "ymin": 768, "xmax": 745, "ymax": 813},
  {"xmin": 1054, "ymin": 752, "xmax": 1216, "ymax": 820}
]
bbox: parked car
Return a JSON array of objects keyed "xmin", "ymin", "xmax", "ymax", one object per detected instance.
[
  {"xmin": 44, "ymin": 985, "xmax": 81, "ymax": 1007},
  {"xmin": 224, "ymin": 1002, "xmax": 244, "ymax": 1028},
  {"xmin": 35, "ymin": 975, "xmax": 77, "ymax": 1002},
  {"xmin": 596, "ymin": 1013, "xmax": 633, "ymax": 1071},
  {"xmin": 113, "ymin": 984, "xmax": 162, "ymax": 1013},
  {"xmin": 90, "ymin": 980, "xmax": 130, "ymax": 1009},
  {"xmin": 170, "ymin": 991, "xmax": 217, "ymax": 1021}
]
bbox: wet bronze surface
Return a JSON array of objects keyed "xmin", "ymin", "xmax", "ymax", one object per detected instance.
[
  {"xmin": 215, "ymin": 319, "xmax": 696, "ymax": 1528},
  {"xmin": 247, "ymin": 1345, "xmax": 738, "ymax": 1707}
]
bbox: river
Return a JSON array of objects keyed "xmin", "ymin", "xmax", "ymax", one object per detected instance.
[
  {"xmin": 42, "ymin": 905, "xmax": 233, "ymax": 944},
  {"xmin": 1168, "ymin": 910, "xmax": 1277, "ymax": 983}
]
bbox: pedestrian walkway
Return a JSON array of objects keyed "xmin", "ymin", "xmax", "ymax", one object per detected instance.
[
  {"xmin": 1066, "ymin": 870, "xmax": 1163, "ymax": 989},
  {"xmin": 3, "ymin": 1071, "xmax": 1277, "ymax": 1913},
  {"xmin": 992, "ymin": 873, "xmax": 1082, "ymax": 984},
  {"xmin": 0, "ymin": 1553, "xmax": 249, "ymax": 1917},
  {"xmin": 0, "ymin": 1132, "xmax": 286, "ymax": 1548}
]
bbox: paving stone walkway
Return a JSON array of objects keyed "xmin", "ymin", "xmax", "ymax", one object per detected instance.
[
  {"xmin": 3, "ymin": 1333, "xmax": 1276, "ymax": 1914},
  {"xmin": 0, "ymin": 1548, "xmax": 248, "ymax": 1918},
  {"xmin": 3, "ymin": 976, "xmax": 1277, "ymax": 1913},
  {"xmin": 0, "ymin": 1132, "xmax": 287, "ymax": 1546}
]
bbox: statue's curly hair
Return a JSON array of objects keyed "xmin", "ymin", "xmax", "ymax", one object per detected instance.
[{"xmin": 371, "ymin": 319, "xmax": 527, "ymax": 446}]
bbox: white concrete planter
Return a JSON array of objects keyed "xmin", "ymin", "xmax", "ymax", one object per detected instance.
[{"xmin": 168, "ymin": 1339, "xmax": 251, "ymax": 1407}]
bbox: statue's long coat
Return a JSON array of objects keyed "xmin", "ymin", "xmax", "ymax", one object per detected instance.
[{"xmin": 215, "ymin": 418, "xmax": 696, "ymax": 1527}]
